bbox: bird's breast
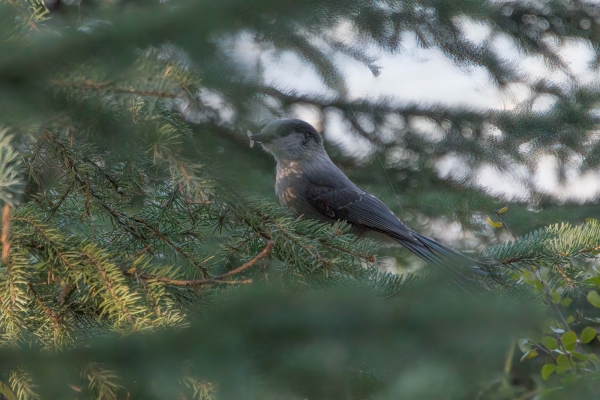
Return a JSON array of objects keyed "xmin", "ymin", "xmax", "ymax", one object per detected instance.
[
  {"xmin": 275, "ymin": 161, "xmax": 302, "ymax": 210},
  {"xmin": 275, "ymin": 160, "xmax": 322, "ymax": 220}
]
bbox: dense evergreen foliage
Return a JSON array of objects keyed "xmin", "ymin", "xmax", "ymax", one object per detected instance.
[{"xmin": 0, "ymin": 0, "xmax": 599, "ymax": 398}]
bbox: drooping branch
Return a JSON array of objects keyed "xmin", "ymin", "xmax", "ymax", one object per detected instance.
[
  {"xmin": 42, "ymin": 130, "xmax": 211, "ymax": 277},
  {"xmin": 132, "ymin": 240, "xmax": 274, "ymax": 287},
  {"xmin": 49, "ymin": 79, "xmax": 178, "ymax": 99}
]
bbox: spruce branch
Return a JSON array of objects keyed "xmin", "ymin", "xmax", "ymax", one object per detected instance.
[
  {"xmin": 131, "ymin": 240, "xmax": 273, "ymax": 287},
  {"xmin": 318, "ymin": 240, "xmax": 377, "ymax": 263},
  {"xmin": 42, "ymin": 129, "xmax": 211, "ymax": 277},
  {"xmin": 80, "ymin": 247, "xmax": 137, "ymax": 326},
  {"xmin": 47, "ymin": 181, "xmax": 74, "ymax": 217},
  {"xmin": 13, "ymin": 215, "xmax": 77, "ymax": 273},
  {"xmin": 27, "ymin": 283, "xmax": 61, "ymax": 335},
  {"xmin": 4, "ymin": 0, "xmax": 41, "ymax": 32},
  {"xmin": 82, "ymin": 362, "xmax": 122, "ymax": 400},
  {"xmin": 486, "ymin": 222, "xmax": 600, "ymax": 267},
  {"xmin": 0, "ymin": 129, "xmax": 25, "ymax": 207},
  {"xmin": 9, "ymin": 367, "xmax": 39, "ymax": 400},
  {"xmin": 49, "ymin": 79, "xmax": 178, "ymax": 99}
]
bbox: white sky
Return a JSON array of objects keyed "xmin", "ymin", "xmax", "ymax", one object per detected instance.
[{"xmin": 226, "ymin": 21, "xmax": 600, "ymax": 204}]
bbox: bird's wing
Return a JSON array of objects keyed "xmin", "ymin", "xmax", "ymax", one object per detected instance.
[
  {"xmin": 304, "ymin": 180, "xmax": 489, "ymax": 280},
  {"xmin": 304, "ymin": 182, "xmax": 420, "ymax": 245}
]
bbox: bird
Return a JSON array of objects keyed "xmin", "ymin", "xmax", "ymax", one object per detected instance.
[{"xmin": 252, "ymin": 118, "xmax": 494, "ymax": 279}]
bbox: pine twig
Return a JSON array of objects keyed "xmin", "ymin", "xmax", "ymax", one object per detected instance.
[
  {"xmin": 5, "ymin": 0, "xmax": 41, "ymax": 32},
  {"xmin": 28, "ymin": 283, "xmax": 61, "ymax": 332},
  {"xmin": 133, "ymin": 240, "xmax": 274, "ymax": 287}
]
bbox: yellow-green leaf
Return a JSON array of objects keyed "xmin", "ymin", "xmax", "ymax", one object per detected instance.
[
  {"xmin": 498, "ymin": 206, "xmax": 509, "ymax": 214},
  {"xmin": 556, "ymin": 354, "xmax": 570, "ymax": 369},
  {"xmin": 586, "ymin": 218, "xmax": 599, "ymax": 225},
  {"xmin": 561, "ymin": 297, "xmax": 572, "ymax": 307},
  {"xmin": 589, "ymin": 353, "xmax": 599, "ymax": 363},
  {"xmin": 487, "ymin": 217, "xmax": 503, "ymax": 228},
  {"xmin": 581, "ymin": 327, "xmax": 598, "ymax": 344},
  {"xmin": 520, "ymin": 350, "xmax": 538, "ymax": 362},
  {"xmin": 562, "ymin": 331, "xmax": 577, "ymax": 352},
  {"xmin": 541, "ymin": 364, "xmax": 557, "ymax": 380},
  {"xmin": 566, "ymin": 315, "xmax": 575, "ymax": 324},
  {"xmin": 585, "ymin": 277, "xmax": 600, "ymax": 286},
  {"xmin": 534, "ymin": 281, "xmax": 544, "ymax": 292},
  {"xmin": 542, "ymin": 336, "xmax": 558, "ymax": 350},
  {"xmin": 588, "ymin": 291, "xmax": 600, "ymax": 308}
]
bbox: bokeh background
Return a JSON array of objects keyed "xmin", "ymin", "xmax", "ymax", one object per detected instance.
[{"xmin": 1, "ymin": 0, "xmax": 600, "ymax": 399}]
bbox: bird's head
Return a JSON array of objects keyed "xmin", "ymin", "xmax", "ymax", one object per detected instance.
[{"xmin": 253, "ymin": 119, "xmax": 324, "ymax": 160}]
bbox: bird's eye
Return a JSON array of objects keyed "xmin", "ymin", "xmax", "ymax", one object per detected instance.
[{"xmin": 302, "ymin": 133, "xmax": 310, "ymax": 145}]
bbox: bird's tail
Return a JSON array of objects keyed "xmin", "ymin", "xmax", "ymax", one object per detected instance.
[{"xmin": 397, "ymin": 231, "xmax": 495, "ymax": 280}]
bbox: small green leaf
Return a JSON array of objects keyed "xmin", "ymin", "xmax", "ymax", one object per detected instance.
[
  {"xmin": 556, "ymin": 354, "xmax": 570, "ymax": 369},
  {"xmin": 588, "ymin": 291, "xmax": 600, "ymax": 308},
  {"xmin": 542, "ymin": 364, "xmax": 557, "ymax": 380},
  {"xmin": 542, "ymin": 336, "xmax": 558, "ymax": 350},
  {"xmin": 566, "ymin": 315, "xmax": 575, "ymax": 324},
  {"xmin": 584, "ymin": 277, "xmax": 600, "ymax": 286},
  {"xmin": 561, "ymin": 297, "xmax": 572, "ymax": 307},
  {"xmin": 520, "ymin": 350, "xmax": 538, "ymax": 362},
  {"xmin": 550, "ymin": 290, "xmax": 561, "ymax": 304},
  {"xmin": 581, "ymin": 327, "xmax": 597, "ymax": 344},
  {"xmin": 534, "ymin": 281, "xmax": 544, "ymax": 292},
  {"xmin": 589, "ymin": 353, "xmax": 599, "ymax": 363},
  {"xmin": 517, "ymin": 339, "xmax": 532, "ymax": 353},
  {"xmin": 571, "ymin": 351, "xmax": 588, "ymax": 361},
  {"xmin": 562, "ymin": 331, "xmax": 577, "ymax": 352}
]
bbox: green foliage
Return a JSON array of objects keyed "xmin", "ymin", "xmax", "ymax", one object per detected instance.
[
  {"xmin": 0, "ymin": 0, "xmax": 599, "ymax": 399},
  {"xmin": 0, "ymin": 286, "xmax": 543, "ymax": 399},
  {"xmin": 0, "ymin": 130, "xmax": 25, "ymax": 207}
]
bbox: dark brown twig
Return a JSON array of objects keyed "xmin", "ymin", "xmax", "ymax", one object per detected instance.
[
  {"xmin": 48, "ymin": 181, "xmax": 75, "ymax": 216},
  {"xmin": 82, "ymin": 157, "xmax": 121, "ymax": 194}
]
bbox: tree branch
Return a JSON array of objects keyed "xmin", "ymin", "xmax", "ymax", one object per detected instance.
[
  {"xmin": 2, "ymin": 204, "xmax": 10, "ymax": 263},
  {"xmin": 49, "ymin": 79, "xmax": 177, "ymax": 98},
  {"xmin": 132, "ymin": 240, "xmax": 274, "ymax": 287}
]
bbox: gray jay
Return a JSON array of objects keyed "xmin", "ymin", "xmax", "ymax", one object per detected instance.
[{"xmin": 253, "ymin": 118, "xmax": 491, "ymax": 278}]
